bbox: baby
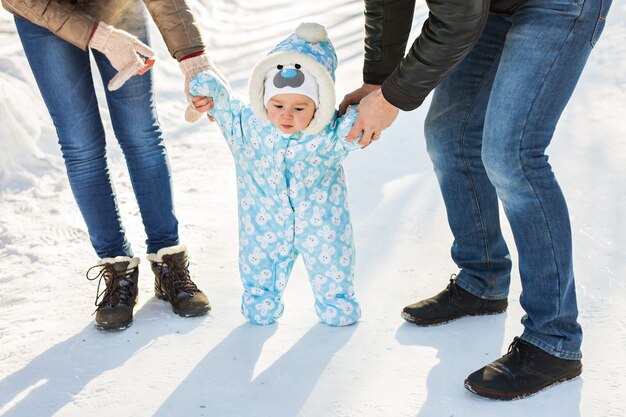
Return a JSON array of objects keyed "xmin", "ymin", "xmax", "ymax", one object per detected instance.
[{"xmin": 190, "ymin": 23, "xmax": 361, "ymax": 326}]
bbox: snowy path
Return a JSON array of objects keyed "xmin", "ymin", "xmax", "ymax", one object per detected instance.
[{"xmin": 1, "ymin": 1, "xmax": 625, "ymax": 416}]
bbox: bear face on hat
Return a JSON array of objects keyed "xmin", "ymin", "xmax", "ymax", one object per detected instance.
[
  {"xmin": 263, "ymin": 64, "xmax": 320, "ymax": 109},
  {"xmin": 274, "ymin": 65, "xmax": 305, "ymax": 89},
  {"xmin": 249, "ymin": 22, "xmax": 337, "ymax": 135}
]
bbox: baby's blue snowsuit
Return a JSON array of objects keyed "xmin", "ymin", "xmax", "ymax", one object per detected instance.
[{"xmin": 190, "ymin": 24, "xmax": 361, "ymax": 326}]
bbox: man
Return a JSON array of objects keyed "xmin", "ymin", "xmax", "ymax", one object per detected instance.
[{"xmin": 340, "ymin": 0, "xmax": 611, "ymax": 400}]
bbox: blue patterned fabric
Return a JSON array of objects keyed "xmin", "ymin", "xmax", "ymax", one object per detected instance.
[
  {"xmin": 269, "ymin": 32, "xmax": 338, "ymax": 81},
  {"xmin": 190, "ymin": 71, "xmax": 361, "ymax": 326}
]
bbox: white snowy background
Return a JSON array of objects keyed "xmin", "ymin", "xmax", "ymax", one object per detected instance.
[{"xmin": 1, "ymin": 1, "xmax": 625, "ymax": 416}]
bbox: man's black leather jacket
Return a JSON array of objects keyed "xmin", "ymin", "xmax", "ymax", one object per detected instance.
[{"xmin": 364, "ymin": 0, "xmax": 525, "ymax": 110}]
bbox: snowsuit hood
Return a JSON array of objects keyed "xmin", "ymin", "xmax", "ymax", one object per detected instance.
[{"xmin": 249, "ymin": 22, "xmax": 338, "ymax": 135}]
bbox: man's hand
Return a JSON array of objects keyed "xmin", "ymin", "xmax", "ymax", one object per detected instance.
[
  {"xmin": 338, "ymin": 83, "xmax": 380, "ymax": 116},
  {"xmin": 88, "ymin": 22, "xmax": 156, "ymax": 91},
  {"xmin": 346, "ymin": 88, "xmax": 399, "ymax": 148}
]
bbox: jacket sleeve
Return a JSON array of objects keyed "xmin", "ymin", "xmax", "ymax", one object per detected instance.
[
  {"xmin": 142, "ymin": 0, "xmax": 205, "ymax": 60},
  {"xmin": 2, "ymin": 0, "xmax": 204, "ymax": 58},
  {"xmin": 189, "ymin": 70, "xmax": 245, "ymax": 145},
  {"xmin": 363, "ymin": 0, "xmax": 416, "ymax": 86},
  {"xmin": 2, "ymin": 0, "xmax": 96, "ymax": 50},
  {"xmin": 363, "ymin": 0, "xmax": 490, "ymax": 111}
]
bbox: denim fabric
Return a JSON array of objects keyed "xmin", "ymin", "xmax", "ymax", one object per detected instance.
[
  {"xmin": 15, "ymin": 16, "xmax": 179, "ymax": 258},
  {"xmin": 425, "ymin": 0, "xmax": 611, "ymax": 359}
]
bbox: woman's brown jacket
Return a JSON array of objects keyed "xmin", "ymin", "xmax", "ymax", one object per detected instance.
[{"xmin": 2, "ymin": 0, "xmax": 204, "ymax": 60}]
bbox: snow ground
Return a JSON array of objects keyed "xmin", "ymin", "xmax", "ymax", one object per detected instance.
[{"xmin": 1, "ymin": 1, "xmax": 625, "ymax": 416}]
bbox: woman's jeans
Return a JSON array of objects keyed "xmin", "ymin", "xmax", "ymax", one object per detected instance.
[
  {"xmin": 425, "ymin": 0, "xmax": 610, "ymax": 359},
  {"xmin": 15, "ymin": 15, "xmax": 179, "ymax": 258}
]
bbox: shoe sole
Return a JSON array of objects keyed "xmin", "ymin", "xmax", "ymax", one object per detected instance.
[
  {"xmin": 464, "ymin": 367, "xmax": 582, "ymax": 400},
  {"xmin": 95, "ymin": 295, "xmax": 136, "ymax": 332},
  {"xmin": 401, "ymin": 309, "xmax": 507, "ymax": 326},
  {"xmin": 172, "ymin": 305, "xmax": 211, "ymax": 318},
  {"xmin": 155, "ymin": 293, "xmax": 211, "ymax": 317},
  {"xmin": 95, "ymin": 320, "xmax": 133, "ymax": 331}
]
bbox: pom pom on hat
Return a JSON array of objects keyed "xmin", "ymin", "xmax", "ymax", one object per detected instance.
[{"xmin": 295, "ymin": 23, "xmax": 328, "ymax": 43}]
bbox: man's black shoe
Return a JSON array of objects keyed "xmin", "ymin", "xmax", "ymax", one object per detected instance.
[
  {"xmin": 401, "ymin": 277, "xmax": 507, "ymax": 326},
  {"xmin": 464, "ymin": 337, "xmax": 582, "ymax": 400}
]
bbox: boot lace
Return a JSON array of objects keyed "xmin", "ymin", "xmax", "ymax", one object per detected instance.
[
  {"xmin": 447, "ymin": 274, "xmax": 462, "ymax": 301},
  {"xmin": 506, "ymin": 337, "xmax": 536, "ymax": 367},
  {"xmin": 154, "ymin": 256, "xmax": 199, "ymax": 297},
  {"xmin": 86, "ymin": 263, "xmax": 136, "ymax": 312}
]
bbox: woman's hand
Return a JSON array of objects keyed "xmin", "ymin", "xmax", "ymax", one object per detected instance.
[
  {"xmin": 88, "ymin": 22, "xmax": 156, "ymax": 91},
  {"xmin": 180, "ymin": 54, "xmax": 220, "ymax": 123}
]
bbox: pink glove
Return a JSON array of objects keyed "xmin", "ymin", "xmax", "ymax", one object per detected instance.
[
  {"xmin": 88, "ymin": 22, "xmax": 155, "ymax": 91},
  {"xmin": 179, "ymin": 54, "xmax": 227, "ymax": 123}
]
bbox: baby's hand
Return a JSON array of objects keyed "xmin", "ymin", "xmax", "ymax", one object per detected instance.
[
  {"xmin": 338, "ymin": 105, "xmax": 363, "ymax": 149},
  {"xmin": 191, "ymin": 96, "xmax": 215, "ymax": 122},
  {"xmin": 189, "ymin": 69, "xmax": 234, "ymax": 122},
  {"xmin": 190, "ymin": 70, "xmax": 211, "ymax": 96}
]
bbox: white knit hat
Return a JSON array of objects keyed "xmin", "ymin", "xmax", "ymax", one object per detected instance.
[{"xmin": 263, "ymin": 66, "xmax": 319, "ymax": 108}]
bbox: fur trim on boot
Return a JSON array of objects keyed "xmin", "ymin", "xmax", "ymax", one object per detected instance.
[
  {"xmin": 98, "ymin": 256, "xmax": 140, "ymax": 269},
  {"xmin": 146, "ymin": 244, "xmax": 188, "ymax": 263}
]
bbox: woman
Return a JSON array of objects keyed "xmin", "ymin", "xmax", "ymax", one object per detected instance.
[{"xmin": 2, "ymin": 0, "xmax": 216, "ymax": 330}]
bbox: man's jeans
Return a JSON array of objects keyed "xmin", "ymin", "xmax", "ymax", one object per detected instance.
[
  {"xmin": 425, "ymin": 0, "xmax": 610, "ymax": 359},
  {"xmin": 15, "ymin": 15, "xmax": 179, "ymax": 258}
]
